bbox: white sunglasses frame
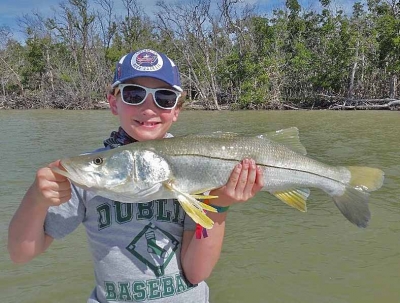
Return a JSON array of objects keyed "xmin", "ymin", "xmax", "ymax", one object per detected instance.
[{"xmin": 115, "ymin": 84, "xmax": 181, "ymax": 109}]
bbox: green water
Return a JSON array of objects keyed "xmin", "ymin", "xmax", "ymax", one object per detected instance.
[{"xmin": 1, "ymin": 110, "xmax": 399, "ymax": 303}]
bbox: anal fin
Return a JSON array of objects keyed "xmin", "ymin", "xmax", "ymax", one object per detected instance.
[{"xmin": 272, "ymin": 188, "xmax": 310, "ymax": 212}]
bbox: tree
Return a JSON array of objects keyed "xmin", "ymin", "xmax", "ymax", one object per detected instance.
[
  {"xmin": 0, "ymin": 27, "xmax": 24, "ymax": 97},
  {"xmin": 370, "ymin": 0, "xmax": 400, "ymax": 98},
  {"xmin": 156, "ymin": 0, "xmax": 223, "ymax": 109}
]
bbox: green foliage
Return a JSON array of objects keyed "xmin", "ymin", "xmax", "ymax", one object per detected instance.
[
  {"xmin": 60, "ymin": 73, "xmax": 73, "ymax": 83},
  {"xmin": 2, "ymin": 0, "xmax": 399, "ymax": 108},
  {"xmin": 376, "ymin": 12, "xmax": 400, "ymax": 72},
  {"xmin": 217, "ymin": 49, "xmax": 273, "ymax": 109},
  {"xmin": 21, "ymin": 37, "xmax": 47, "ymax": 89}
]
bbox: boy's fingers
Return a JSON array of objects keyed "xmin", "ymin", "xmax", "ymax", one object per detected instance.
[
  {"xmin": 235, "ymin": 159, "xmax": 249, "ymax": 192},
  {"xmin": 58, "ymin": 189, "xmax": 72, "ymax": 200},
  {"xmin": 247, "ymin": 166, "xmax": 264, "ymax": 197},
  {"xmin": 244, "ymin": 160, "xmax": 257, "ymax": 195},
  {"xmin": 56, "ymin": 180, "xmax": 72, "ymax": 191},
  {"xmin": 227, "ymin": 163, "xmax": 242, "ymax": 189},
  {"xmin": 255, "ymin": 166, "xmax": 264, "ymax": 188}
]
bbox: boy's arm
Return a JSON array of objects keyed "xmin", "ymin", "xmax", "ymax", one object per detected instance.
[
  {"xmin": 181, "ymin": 159, "xmax": 263, "ymax": 284},
  {"xmin": 8, "ymin": 161, "xmax": 71, "ymax": 264}
]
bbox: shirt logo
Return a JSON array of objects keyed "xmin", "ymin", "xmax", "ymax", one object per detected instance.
[{"xmin": 126, "ymin": 222, "xmax": 179, "ymax": 277}]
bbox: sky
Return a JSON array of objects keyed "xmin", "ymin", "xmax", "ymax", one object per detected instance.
[{"xmin": 0, "ymin": 0, "xmax": 359, "ymax": 42}]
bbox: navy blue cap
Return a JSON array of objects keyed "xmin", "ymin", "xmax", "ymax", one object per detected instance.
[{"xmin": 111, "ymin": 49, "xmax": 182, "ymax": 92}]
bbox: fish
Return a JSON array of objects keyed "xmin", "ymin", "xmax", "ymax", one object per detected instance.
[{"xmin": 52, "ymin": 127, "xmax": 384, "ymax": 229}]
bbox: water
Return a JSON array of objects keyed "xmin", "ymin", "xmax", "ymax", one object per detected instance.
[{"xmin": 1, "ymin": 110, "xmax": 399, "ymax": 303}]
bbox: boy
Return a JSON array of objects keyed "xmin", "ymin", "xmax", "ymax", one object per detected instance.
[{"xmin": 8, "ymin": 48, "xmax": 264, "ymax": 302}]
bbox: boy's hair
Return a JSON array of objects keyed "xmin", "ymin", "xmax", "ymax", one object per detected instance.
[{"xmin": 111, "ymin": 49, "xmax": 182, "ymax": 93}]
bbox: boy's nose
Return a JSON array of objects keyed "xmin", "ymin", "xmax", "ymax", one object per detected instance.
[{"xmin": 140, "ymin": 93, "xmax": 158, "ymax": 113}]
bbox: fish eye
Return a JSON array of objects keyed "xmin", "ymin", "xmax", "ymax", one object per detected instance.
[{"xmin": 92, "ymin": 157, "xmax": 103, "ymax": 165}]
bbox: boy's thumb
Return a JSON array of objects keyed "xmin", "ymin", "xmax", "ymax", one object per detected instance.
[
  {"xmin": 48, "ymin": 160, "xmax": 68, "ymax": 178},
  {"xmin": 48, "ymin": 160, "xmax": 63, "ymax": 169}
]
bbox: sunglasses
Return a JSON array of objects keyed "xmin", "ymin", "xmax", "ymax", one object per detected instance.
[{"xmin": 115, "ymin": 84, "xmax": 181, "ymax": 109}]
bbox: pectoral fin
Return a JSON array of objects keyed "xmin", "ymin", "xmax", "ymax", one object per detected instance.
[
  {"xmin": 164, "ymin": 182, "xmax": 217, "ymax": 229},
  {"xmin": 191, "ymin": 194, "xmax": 219, "ymax": 200},
  {"xmin": 272, "ymin": 188, "xmax": 310, "ymax": 212}
]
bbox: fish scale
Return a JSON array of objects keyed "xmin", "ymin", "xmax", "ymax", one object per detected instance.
[
  {"xmin": 150, "ymin": 135, "xmax": 350, "ymax": 185},
  {"xmin": 53, "ymin": 128, "xmax": 385, "ymax": 229}
]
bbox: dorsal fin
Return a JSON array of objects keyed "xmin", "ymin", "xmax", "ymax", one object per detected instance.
[{"xmin": 257, "ymin": 127, "xmax": 307, "ymax": 155}]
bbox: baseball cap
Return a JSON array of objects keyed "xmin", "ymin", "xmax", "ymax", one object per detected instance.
[{"xmin": 111, "ymin": 49, "xmax": 183, "ymax": 92}]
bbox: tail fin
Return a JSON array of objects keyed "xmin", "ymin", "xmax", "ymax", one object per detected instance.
[
  {"xmin": 333, "ymin": 166, "xmax": 384, "ymax": 228},
  {"xmin": 347, "ymin": 166, "xmax": 384, "ymax": 191},
  {"xmin": 333, "ymin": 187, "xmax": 371, "ymax": 228}
]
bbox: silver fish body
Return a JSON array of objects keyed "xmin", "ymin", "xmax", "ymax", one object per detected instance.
[{"xmin": 53, "ymin": 128, "xmax": 384, "ymax": 229}]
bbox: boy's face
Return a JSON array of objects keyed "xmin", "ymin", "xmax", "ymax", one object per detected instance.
[{"xmin": 108, "ymin": 77, "xmax": 181, "ymax": 141}]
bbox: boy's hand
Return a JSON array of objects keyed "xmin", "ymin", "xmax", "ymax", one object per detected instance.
[
  {"xmin": 31, "ymin": 160, "xmax": 72, "ymax": 208},
  {"xmin": 209, "ymin": 158, "xmax": 264, "ymax": 207}
]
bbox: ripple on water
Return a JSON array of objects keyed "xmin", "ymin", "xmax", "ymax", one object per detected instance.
[{"xmin": 2, "ymin": 110, "xmax": 400, "ymax": 303}]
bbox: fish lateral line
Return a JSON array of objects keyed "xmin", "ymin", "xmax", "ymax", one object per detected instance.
[{"xmin": 162, "ymin": 153, "xmax": 343, "ymax": 184}]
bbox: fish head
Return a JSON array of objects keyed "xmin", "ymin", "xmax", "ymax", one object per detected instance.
[
  {"xmin": 54, "ymin": 149, "xmax": 135, "ymax": 190},
  {"xmin": 53, "ymin": 148, "xmax": 172, "ymax": 201}
]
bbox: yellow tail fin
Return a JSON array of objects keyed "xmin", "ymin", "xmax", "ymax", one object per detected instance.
[
  {"xmin": 347, "ymin": 166, "xmax": 384, "ymax": 192},
  {"xmin": 332, "ymin": 166, "xmax": 384, "ymax": 228}
]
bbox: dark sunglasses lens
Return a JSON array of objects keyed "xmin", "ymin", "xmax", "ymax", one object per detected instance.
[
  {"xmin": 122, "ymin": 86, "xmax": 146, "ymax": 104},
  {"xmin": 155, "ymin": 90, "xmax": 177, "ymax": 108}
]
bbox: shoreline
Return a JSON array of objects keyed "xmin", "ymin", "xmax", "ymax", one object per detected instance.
[{"xmin": 1, "ymin": 96, "xmax": 399, "ymax": 111}]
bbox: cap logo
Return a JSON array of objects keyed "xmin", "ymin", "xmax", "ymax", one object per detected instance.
[{"xmin": 131, "ymin": 49, "xmax": 163, "ymax": 72}]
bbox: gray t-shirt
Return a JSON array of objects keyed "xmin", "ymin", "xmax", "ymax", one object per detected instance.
[{"xmin": 44, "ymin": 166, "xmax": 209, "ymax": 302}]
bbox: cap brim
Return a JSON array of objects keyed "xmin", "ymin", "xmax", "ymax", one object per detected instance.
[{"xmin": 112, "ymin": 74, "xmax": 183, "ymax": 92}]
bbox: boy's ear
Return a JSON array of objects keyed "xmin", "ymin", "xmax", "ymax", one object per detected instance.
[
  {"xmin": 107, "ymin": 93, "xmax": 118, "ymax": 115},
  {"xmin": 172, "ymin": 107, "xmax": 180, "ymax": 122}
]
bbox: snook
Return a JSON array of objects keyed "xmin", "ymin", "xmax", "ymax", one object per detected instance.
[{"xmin": 52, "ymin": 128, "xmax": 384, "ymax": 229}]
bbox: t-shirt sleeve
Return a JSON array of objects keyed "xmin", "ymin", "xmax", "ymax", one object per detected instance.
[
  {"xmin": 44, "ymin": 184, "xmax": 86, "ymax": 239},
  {"xmin": 183, "ymin": 212, "xmax": 197, "ymax": 231}
]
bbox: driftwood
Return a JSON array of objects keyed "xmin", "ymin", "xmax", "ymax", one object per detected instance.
[
  {"xmin": 330, "ymin": 99, "xmax": 400, "ymax": 110},
  {"xmin": 282, "ymin": 103, "xmax": 300, "ymax": 110},
  {"xmin": 330, "ymin": 100, "xmax": 400, "ymax": 110},
  {"xmin": 318, "ymin": 94, "xmax": 400, "ymax": 110}
]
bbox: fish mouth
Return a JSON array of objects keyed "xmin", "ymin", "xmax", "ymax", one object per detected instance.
[
  {"xmin": 51, "ymin": 164, "xmax": 71, "ymax": 179},
  {"xmin": 51, "ymin": 162, "xmax": 91, "ymax": 190}
]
